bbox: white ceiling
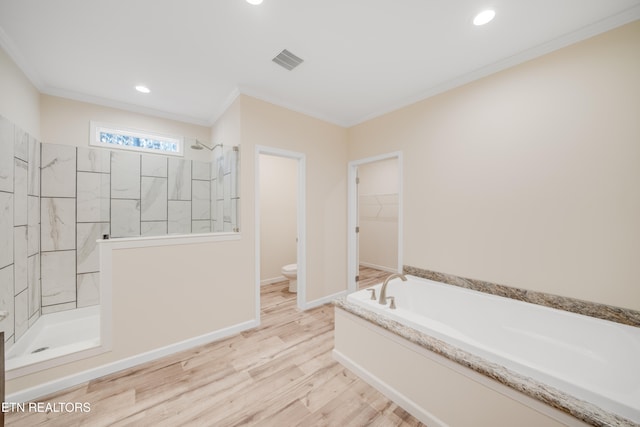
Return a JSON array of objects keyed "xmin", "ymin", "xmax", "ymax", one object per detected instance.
[{"xmin": 1, "ymin": 0, "xmax": 639, "ymax": 127}]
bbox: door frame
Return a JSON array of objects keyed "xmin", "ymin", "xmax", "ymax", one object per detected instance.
[
  {"xmin": 255, "ymin": 146, "xmax": 307, "ymax": 315},
  {"xmin": 347, "ymin": 151, "xmax": 403, "ymax": 294}
]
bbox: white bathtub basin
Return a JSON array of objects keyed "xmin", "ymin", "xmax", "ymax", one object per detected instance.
[{"xmin": 348, "ymin": 275, "xmax": 640, "ymax": 424}]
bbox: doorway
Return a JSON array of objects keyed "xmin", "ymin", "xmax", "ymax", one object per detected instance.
[
  {"xmin": 255, "ymin": 146, "xmax": 306, "ymax": 317},
  {"xmin": 348, "ymin": 152, "xmax": 402, "ymax": 293}
]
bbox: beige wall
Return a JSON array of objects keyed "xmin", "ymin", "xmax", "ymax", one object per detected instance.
[
  {"xmin": 348, "ymin": 21, "xmax": 640, "ymax": 310},
  {"xmin": 240, "ymin": 95, "xmax": 349, "ymax": 302},
  {"xmin": 260, "ymin": 154, "xmax": 297, "ymax": 282},
  {"xmin": 40, "ymin": 95, "xmax": 211, "ymax": 161},
  {"xmin": 108, "ymin": 240, "xmax": 255, "ymax": 354},
  {"xmin": 0, "ymin": 46, "xmax": 40, "ymax": 138}
]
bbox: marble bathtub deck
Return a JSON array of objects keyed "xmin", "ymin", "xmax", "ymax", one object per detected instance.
[{"xmin": 335, "ymin": 268, "xmax": 640, "ymax": 427}]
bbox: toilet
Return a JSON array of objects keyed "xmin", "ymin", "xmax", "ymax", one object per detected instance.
[{"xmin": 281, "ymin": 264, "xmax": 297, "ymax": 293}]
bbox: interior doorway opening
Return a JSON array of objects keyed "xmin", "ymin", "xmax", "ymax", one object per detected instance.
[
  {"xmin": 348, "ymin": 152, "xmax": 402, "ymax": 293},
  {"xmin": 255, "ymin": 146, "xmax": 306, "ymax": 317}
]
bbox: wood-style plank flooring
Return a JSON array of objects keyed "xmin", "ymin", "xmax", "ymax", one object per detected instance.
[{"xmin": 6, "ymin": 268, "xmax": 425, "ymax": 427}]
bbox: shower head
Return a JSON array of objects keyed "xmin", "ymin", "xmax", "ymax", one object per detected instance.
[{"xmin": 191, "ymin": 140, "xmax": 222, "ymax": 151}]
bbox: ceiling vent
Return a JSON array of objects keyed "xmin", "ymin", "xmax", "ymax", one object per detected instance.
[{"xmin": 272, "ymin": 49, "xmax": 304, "ymax": 71}]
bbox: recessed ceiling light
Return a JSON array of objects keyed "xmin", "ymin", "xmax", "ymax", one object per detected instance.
[
  {"xmin": 246, "ymin": 0, "xmax": 263, "ymax": 5},
  {"xmin": 473, "ymin": 10, "xmax": 496, "ymax": 26},
  {"xmin": 135, "ymin": 85, "xmax": 151, "ymax": 94}
]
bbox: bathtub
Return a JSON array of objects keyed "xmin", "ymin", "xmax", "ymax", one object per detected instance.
[
  {"xmin": 6, "ymin": 306, "xmax": 101, "ymax": 377},
  {"xmin": 335, "ymin": 275, "xmax": 640, "ymax": 426}
]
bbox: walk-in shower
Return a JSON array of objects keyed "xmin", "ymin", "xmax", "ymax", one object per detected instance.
[{"xmin": 1, "ymin": 114, "xmax": 240, "ymax": 377}]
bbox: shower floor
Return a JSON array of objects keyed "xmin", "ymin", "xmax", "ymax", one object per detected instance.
[{"xmin": 6, "ymin": 305, "xmax": 100, "ymax": 373}]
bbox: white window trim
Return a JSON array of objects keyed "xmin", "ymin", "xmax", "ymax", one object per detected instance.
[{"xmin": 89, "ymin": 121, "xmax": 184, "ymax": 156}]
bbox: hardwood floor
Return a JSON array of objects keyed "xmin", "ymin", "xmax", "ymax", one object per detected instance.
[{"xmin": 6, "ymin": 268, "xmax": 425, "ymax": 427}]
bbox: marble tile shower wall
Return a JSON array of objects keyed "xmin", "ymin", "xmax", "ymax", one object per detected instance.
[
  {"xmin": 1, "ymin": 113, "xmax": 239, "ymax": 349},
  {"xmin": 212, "ymin": 147, "xmax": 239, "ymax": 233},
  {"xmin": 38, "ymin": 142, "xmax": 109, "ymax": 317},
  {"xmin": 114, "ymin": 150, "xmax": 239, "ymax": 237},
  {"xmin": 0, "ymin": 115, "xmax": 41, "ymax": 349}
]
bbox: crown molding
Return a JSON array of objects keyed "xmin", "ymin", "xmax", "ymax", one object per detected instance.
[
  {"xmin": 41, "ymin": 86, "xmax": 213, "ymax": 128},
  {"xmin": 208, "ymin": 87, "xmax": 241, "ymax": 126},
  {"xmin": 349, "ymin": 6, "xmax": 640, "ymax": 127},
  {"xmin": 3, "ymin": 5, "xmax": 639, "ymax": 130},
  {"xmin": 237, "ymin": 85, "xmax": 351, "ymax": 128},
  {"xmin": 0, "ymin": 26, "xmax": 44, "ymax": 89}
]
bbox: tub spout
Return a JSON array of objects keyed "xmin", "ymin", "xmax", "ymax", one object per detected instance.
[{"xmin": 379, "ymin": 273, "xmax": 407, "ymax": 304}]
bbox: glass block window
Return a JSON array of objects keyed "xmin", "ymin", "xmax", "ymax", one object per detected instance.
[{"xmin": 90, "ymin": 121, "xmax": 183, "ymax": 156}]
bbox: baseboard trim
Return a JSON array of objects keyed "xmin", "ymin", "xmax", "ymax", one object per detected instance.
[
  {"xmin": 260, "ymin": 276, "xmax": 286, "ymax": 286},
  {"xmin": 359, "ymin": 262, "xmax": 397, "ymax": 273},
  {"xmin": 302, "ymin": 290, "xmax": 347, "ymax": 310},
  {"xmin": 7, "ymin": 319, "xmax": 259, "ymax": 403},
  {"xmin": 332, "ymin": 349, "xmax": 446, "ymax": 427}
]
